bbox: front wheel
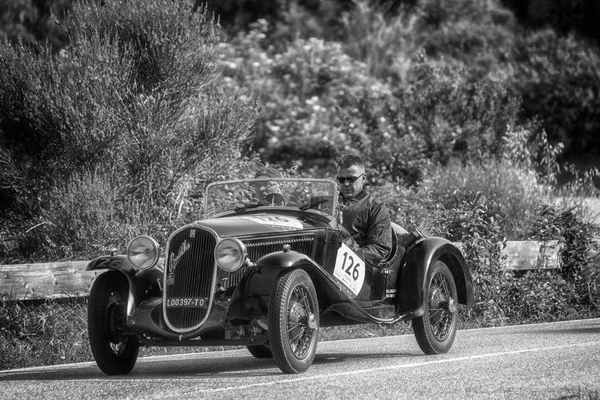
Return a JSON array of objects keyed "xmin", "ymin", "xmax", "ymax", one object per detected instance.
[
  {"xmin": 268, "ymin": 269, "xmax": 319, "ymax": 374},
  {"xmin": 412, "ymin": 260, "xmax": 458, "ymax": 355},
  {"xmin": 88, "ymin": 271, "xmax": 139, "ymax": 375}
]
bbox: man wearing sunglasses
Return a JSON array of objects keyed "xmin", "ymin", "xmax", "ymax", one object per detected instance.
[{"xmin": 336, "ymin": 153, "xmax": 392, "ymax": 266}]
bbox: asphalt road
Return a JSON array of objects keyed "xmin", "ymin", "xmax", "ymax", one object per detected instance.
[{"xmin": 1, "ymin": 318, "xmax": 599, "ymax": 400}]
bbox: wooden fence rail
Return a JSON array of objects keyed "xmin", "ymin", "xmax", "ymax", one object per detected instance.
[{"xmin": 1, "ymin": 240, "xmax": 598, "ymax": 301}]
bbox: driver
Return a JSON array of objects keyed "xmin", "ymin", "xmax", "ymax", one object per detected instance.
[
  {"xmin": 253, "ymin": 167, "xmax": 285, "ymax": 206},
  {"xmin": 336, "ymin": 153, "xmax": 392, "ymax": 267}
]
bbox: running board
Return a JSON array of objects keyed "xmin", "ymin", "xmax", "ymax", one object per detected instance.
[{"xmin": 322, "ymin": 302, "xmax": 412, "ymax": 325}]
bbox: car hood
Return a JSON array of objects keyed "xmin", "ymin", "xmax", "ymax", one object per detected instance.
[{"xmin": 195, "ymin": 213, "xmax": 325, "ymax": 237}]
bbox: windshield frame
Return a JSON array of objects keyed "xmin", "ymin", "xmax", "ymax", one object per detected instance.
[{"xmin": 203, "ymin": 177, "xmax": 340, "ymax": 220}]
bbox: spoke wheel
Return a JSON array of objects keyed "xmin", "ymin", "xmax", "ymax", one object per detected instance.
[
  {"xmin": 268, "ymin": 269, "xmax": 319, "ymax": 374},
  {"xmin": 413, "ymin": 260, "xmax": 458, "ymax": 354},
  {"xmin": 88, "ymin": 271, "xmax": 139, "ymax": 375}
]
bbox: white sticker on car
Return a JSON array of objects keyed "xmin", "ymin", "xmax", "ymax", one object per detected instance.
[
  {"xmin": 240, "ymin": 216, "xmax": 303, "ymax": 231},
  {"xmin": 333, "ymin": 243, "xmax": 366, "ymax": 297}
]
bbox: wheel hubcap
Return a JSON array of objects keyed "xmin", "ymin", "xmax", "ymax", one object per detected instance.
[
  {"xmin": 428, "ymin": 272, "xmax": 455, "ymax": 341},
  {"xmin": 287, "ymin": 285, "xmax": 315, "ymax": 358},
  {"xmin": 107, "ymin": 291, "xmax": 129, "ymax": 355}
]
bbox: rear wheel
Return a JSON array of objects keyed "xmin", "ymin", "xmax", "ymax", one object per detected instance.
[
  {"xmin": 88, "ymin": 271, "xmax": 139, "ymax": 375},
  {"xmin": 268, "ymin": 269, "xmax": 319, "ymax": 374},
  {"xmin": 412, "ymin": 260, "xmax": 458, "ymax": 354}
]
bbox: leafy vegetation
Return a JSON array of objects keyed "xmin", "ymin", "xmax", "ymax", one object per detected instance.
[
  {"xmin": 0, "ymin": 0, "xmax": 259, "ymax": 262},
  {"xmin": 1, "ymin": 0, "xmax": 599, "ymax": 371}
]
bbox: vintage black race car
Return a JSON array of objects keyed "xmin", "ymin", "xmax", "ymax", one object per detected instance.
[{"xmin": 86, "ymin": 177, "xmax": 474, "ymax": 375}]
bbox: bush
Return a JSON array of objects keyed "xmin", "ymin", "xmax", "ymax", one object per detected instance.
[
  {"xmin": 500, "ymin": 270, "xmax": 588, "ymax": 323},
  {"xmin": 220, "ymin": 20, "xmax": 395, "ymax": 173},
  {"xmin": 511, "ymin": 29, "xmax": 600, "ymax": 159},
  {"xmin": 434, "ymin": 190, "xmax": 507, "ymax": 324},
  {"xmin": 0, "ymin": 0, "xmax": 70, "ymax": 52},
  {"xmin": 370, "ymin": 58, "xmax": 521, "ymax": 183},
  {"xmin": 220, "ymin": 16, "xmax": 523, "ymax": 186},
  {"xmin": 0, "ymin": 0, "xmax": 260, "ymax": 262},
  {"xmin": 526, "ymin": 205, "xmax": 600, "ymax": 305},
  {"xmin": 339, "ymin": 0, "xmax": 420, "ymax": 85},
  {"xmin": 433, "ymin": 188, "xmax": 599, "ymax": 326},
  {"xmin": 418, "ymin": 0, "xmax": 517, "ymax": 79}
]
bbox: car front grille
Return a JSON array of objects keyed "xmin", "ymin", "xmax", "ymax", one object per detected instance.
[{"xmin": 164, "ymin": 227, "xmax": 216, "ymax": 331}]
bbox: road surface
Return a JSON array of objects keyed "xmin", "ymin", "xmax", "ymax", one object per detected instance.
[{"xmin": 1, "ymin": 318, "xmax": 599, "ymax": 399}]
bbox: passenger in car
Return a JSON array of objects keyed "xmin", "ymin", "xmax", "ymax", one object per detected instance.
[
  {"xmin": 254, "ymin": 167, "xmax": 285, "ymax": 206},
  {"xmin": 336, "ymin": 153, "xmax": 393, "ymax": 266}
]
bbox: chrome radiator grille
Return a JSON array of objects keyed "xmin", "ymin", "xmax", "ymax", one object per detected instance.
[{"xmin": 164, "ymin": 227, "xmax": 216, "ymax": 331}]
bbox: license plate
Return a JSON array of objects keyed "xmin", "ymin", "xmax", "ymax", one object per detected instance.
[{"xmin": 165, "ymin": 297, "xmax": 208, "ymax": 308}]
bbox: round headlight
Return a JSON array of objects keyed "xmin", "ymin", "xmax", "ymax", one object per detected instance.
[
  {"xmin": 127, "ymin": 235, "xmax": 160, "ymax": 270},
  {"xmin": 215, "ymin": 238, "xmax": 247, "ymax": 272}
]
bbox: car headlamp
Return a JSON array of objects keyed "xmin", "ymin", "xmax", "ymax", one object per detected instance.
[
  {"xmin": 215, "ymin": 238, "xmax": 247, "ymax": 272},
  {"xmin": 127, "ymin": 235, "xmax": 160, "ymax": 270}
]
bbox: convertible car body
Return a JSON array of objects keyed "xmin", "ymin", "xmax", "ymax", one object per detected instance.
[{"xmin": 86, "ymin": 177, "xmax": 474, "ymax": 374}]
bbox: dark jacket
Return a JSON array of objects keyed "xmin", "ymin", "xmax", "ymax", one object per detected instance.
[{"xmin": 338, "ymin": 189, "xmax": 393, "ymax": 266}]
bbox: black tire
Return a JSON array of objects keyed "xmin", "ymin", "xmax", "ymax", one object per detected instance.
[
  {"xmin": 246, "ymin": 343, "xmax": 273, "ymax": 359},
  {"xmin": 268, "ymin": 269, "xmax": 319, "ymax": 374},
  {"xmin": 412, "ymin": 260, "xmax": 458, "ymax": 355},
  {"xmin": 88, "ymin": 271, "xmax": 139, "ymax": 375}
]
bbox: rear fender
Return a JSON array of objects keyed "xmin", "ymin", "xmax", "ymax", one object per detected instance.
[
  {"xmin": 397, "ymin": 237, "xmax": 473, "ymax": 316},
  {"xmin": 86, "ymin": 255, "xmax": 163, "ymax": 316}
]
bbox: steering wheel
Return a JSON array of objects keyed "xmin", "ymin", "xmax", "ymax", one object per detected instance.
[
  {"xmin": 265, "ymin": 193, "xmax": 285, "ymax": 206},
  {"xmin": 299, "ymin": 198, "xmax": 329, "ymax": 211}
]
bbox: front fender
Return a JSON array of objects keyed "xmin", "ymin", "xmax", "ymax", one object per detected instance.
[
  {"xmin": 87, "ymin": 255, "xmax": 135, "ymax": 273},
  {"xmin": 246, "ymin": 251, "xmax": 353, "ymax": 304},
  {"xmin": 397, "ymin": 237, "xmax": 473, "ymax": 317},
  {"xmin": 87, "ymin": 255, "xmax": 163, "ymax": 316}
]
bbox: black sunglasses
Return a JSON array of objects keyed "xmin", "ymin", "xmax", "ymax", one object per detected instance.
[{"xmin": 336, "ymin": 174, "xmax": 364, "ymax": 184}]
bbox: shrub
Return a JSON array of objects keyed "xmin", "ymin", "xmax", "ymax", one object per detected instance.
[
  {"xmin": 417, "ymin": 0, "xmax": 517, "ymax": 79},
  {"xmin": 0, "ymin": 0, "xmax": 70, "ymax": 52},
  {"xmin": 500, "ymin": 270, "xmax": 588, "ymax": 323},
  {"xmin": 511, "ymin": 29, "xmax": 600, "ymax": 159},
  {"xmin": 433, "ymin": 190, "xmax": 507, "ymax": 324},
  {"xmin": 0, "ymin": 0, "xmax": 260, "ymax": 262},
  {"xmin": 1, "ymin": 0, "xmax": 291, "ymax": 264},
  {"xmin": 370, "ymin": 181, "xmax": 440, "ymax": 234},
  {"xmin": 504, "ymin": 0, "xmax": 600, "ymax": 43},
  {"xmin": 221, "ymin": 16, "xmax": 523, "ymax": 186},
  {"xmin": 526, "ymin": 204, "xmax": 600, "ymax": 306},
  {"xmin": 339, "ymin": 0, "xmax": 421, "ymax": 85},
  {"xmin": 432, "ymin": 187, "xmax": 599, "ymax": 326},
  {"xmin": 220, "ymin": 20, "xmax": 396, "ymax": 173}
]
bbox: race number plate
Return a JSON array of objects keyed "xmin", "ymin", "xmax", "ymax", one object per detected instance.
[
  {"xmin": 333, "ymin": 243, "xmax": 366, "ymax": 297},
  {"xmin": 165, "ymin": 297, "xmax": 208, "ymax": 308}
]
